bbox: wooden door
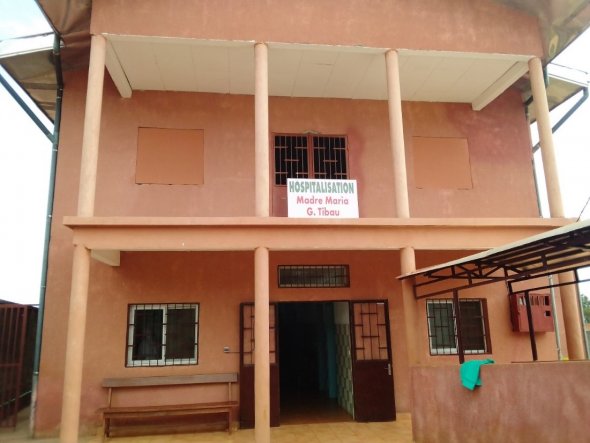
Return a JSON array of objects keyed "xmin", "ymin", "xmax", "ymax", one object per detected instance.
[
  {"xmin": 239, "ymin": 303, "xmax": 280, "ymax": 428},
  {"xmin": 350, "ymin": 301, "xmax": 396, "ymax": 422}
]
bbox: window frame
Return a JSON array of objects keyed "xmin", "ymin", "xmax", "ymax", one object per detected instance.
[
  {"xmin": 277, "ymin": 264, "xmax": 350, "ymax": 288},
  {"xmin": 273, "ymin": 133, "xmax": 350, "ymax": 186},
  {"xmin": 126, "ymin": 303, "xmax": 200, "ymax": 367},
  {"xmin": 426, "ymin": 299, "xmax": 490, "ymax": 356}
]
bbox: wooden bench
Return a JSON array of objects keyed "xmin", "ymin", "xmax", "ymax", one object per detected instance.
[{"xmin": 100, "ymin": 373, "xmax": 238, "ymax": 438}]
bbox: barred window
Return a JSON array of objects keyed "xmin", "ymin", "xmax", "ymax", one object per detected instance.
[
  {"xmin": 426, "ymin": 299, "xmax": 489, "ymax": 355},
  {"xmin": 278, "ymin": 265, "xmax": 350, "ymax": 288},
  {"xmin": 274, "ymin": 134, "xmax": 348, "ymax": 185},
  {"xmin": 126, "ymin": 303, "xmax": 199, "ymax": 367}
]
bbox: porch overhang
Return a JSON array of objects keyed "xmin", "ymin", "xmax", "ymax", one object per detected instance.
[
  {"xmin": 102, "ymin": 36, "xmax": 534, "ymax": 111},
  {"xmin": 63, "ymin": 216, "xmax": 570, "ymax": 266},
  {"xmin": 398, "ymin": 218, "xmax": 590, "ymax": 299}
]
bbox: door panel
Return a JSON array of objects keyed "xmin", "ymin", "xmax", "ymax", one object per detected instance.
[
  {"xmin": 350, "ymin": 301, "xmax": 395, "ymax": 422},
  {"xmin": 239, "ymin": 303, "xmax": 280, "ymax": 428}
]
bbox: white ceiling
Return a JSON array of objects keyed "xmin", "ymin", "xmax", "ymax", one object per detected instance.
[{"xmin": 105, "ymin": 35, "xmax": 532, "ymax": 110}]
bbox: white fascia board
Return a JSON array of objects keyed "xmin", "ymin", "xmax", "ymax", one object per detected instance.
[
  {"xmin": 105, "ymin": 38, "xmax": 132, "ymax": 98},
  {"xmin": 472, "ymin": 60, "xmax": 530, "ymax": 111}
]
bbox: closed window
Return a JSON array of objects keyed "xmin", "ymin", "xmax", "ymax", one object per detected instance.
[
  {"xmin": 126, "ymin": 303, "xmax": 199, "ymax": 367},
  {"xmin": 274, "ymin": 134, "xmax": 348, "ymax": 185},
  {"xmin": 426, "ymin": 299, "xmax": 489, "ymax": 355}
]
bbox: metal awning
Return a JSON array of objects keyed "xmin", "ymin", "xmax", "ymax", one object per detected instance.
[
  {"xmin": 399, "ymin": 219, "xmax": 590, "ymax": 363},
  {"xmin": 0, "ymin": 33, "xmax": 59, "ymax": 123},
  {"xmin": 398, "ymin": 219, "xmax": 590, "ymax": 300}
]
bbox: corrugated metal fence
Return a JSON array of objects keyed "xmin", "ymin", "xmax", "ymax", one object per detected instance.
[{"xmin": 0, "ymin": 304, "xmax": 28, "ymax": 427}]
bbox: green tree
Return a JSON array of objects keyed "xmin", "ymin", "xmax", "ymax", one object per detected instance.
[{"xmin": 581, "ymin": 294, "xmax": 590, "ymax": 324}]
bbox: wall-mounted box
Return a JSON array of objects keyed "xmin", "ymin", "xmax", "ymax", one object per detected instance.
[{"xmin": 509, "ymin": 293, "xmax": 554, "ymax": 332}]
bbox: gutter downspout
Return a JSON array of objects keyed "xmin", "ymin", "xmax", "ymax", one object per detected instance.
[
  {"xmin": 548, "ymin": 275, "xmax": 563, "ymax": 359},
  {"xmin": 29, "ymin": 33, "xmax": 63, "ymax": 437}
]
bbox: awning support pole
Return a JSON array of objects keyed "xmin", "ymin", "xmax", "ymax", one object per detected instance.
[
  {"xmin": 524, "ymin": 291, "xmax": 538, "ymax": 361},
  {"xmin": 452, "ymin": 290, "xmax": 465, "ymax": 364}
]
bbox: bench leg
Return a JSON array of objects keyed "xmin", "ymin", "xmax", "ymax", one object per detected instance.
[{"xmin": 103, "ymin": 416, "xmax": 110, "ymax": 439}]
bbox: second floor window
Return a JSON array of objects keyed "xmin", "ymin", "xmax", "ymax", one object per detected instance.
[{"xmin": 274, "ymin": 134, "xmax": 348, "ymax": 185}]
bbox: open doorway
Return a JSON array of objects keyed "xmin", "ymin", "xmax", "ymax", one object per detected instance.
[{"xmin": 278, "ymin": 301, "xmax": 354, "ymax": 424}]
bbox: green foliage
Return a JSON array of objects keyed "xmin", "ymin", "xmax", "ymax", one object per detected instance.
[{"xmin": 581, "ymin": 294, "xmax": 590, "ymax": 324}]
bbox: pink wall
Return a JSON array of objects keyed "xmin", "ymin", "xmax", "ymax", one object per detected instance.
[
  {"xmin": 411, "ymin": 362, "xmax": 590, "ymax": 443},
  {"xmin": 414, "ymin": 250, "xmax": 565, "ymax": 363},
  {"xmin": 36, "ymin": 247, "xmax": 564, "ymax": 435},
  {"xmin": 37, "ymin": 251, "xmax": 253, "ymax": 435},
  {"xmin": 36, "ymin": 54, "xmax": 542, "ymax": 434},
  {"xmin": 58, "ymin": 70, "xmax": 538, "ymax": 219},
  {"xmin": 37, "ymin": 250, "xmax": 409, "ymax": 434},
  {"xmin": 405, "ymin": 91, "xmax": 539, "ymax": 217},
  {"xmin": 91, "ymin": 0, "xmax": 543, "ymax": 58}
]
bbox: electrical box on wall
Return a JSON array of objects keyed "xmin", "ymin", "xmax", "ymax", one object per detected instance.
[{"xmin": 509, "ymin": 293, "xmax": 554, "ymax": 332}]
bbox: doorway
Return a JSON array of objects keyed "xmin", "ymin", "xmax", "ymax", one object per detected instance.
[
  {"xmin": 278, "ymin": 302, "xmax": 354, "ymax": 424},
  {"xmin": 238, "ymin": 300, "xmax": 395, "ymax": 427}
]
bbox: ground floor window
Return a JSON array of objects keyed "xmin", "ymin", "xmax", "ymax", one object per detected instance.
[
  {"xmin": 126, "ymin": 303, "xmax": 199, "ymax": 367},
  {"xmin": 426, "ymin": 299, "xmax": 489, "ymax": 355}
]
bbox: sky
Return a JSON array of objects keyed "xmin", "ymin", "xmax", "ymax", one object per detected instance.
[{"xmin": 0, "ymin": 1, "xmax": 589, "ymax": 305}]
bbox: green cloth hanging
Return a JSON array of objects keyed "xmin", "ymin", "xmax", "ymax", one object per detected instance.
[{"xmin": 460, "ymin": 359, "xmax": 495, "ymax": 390}]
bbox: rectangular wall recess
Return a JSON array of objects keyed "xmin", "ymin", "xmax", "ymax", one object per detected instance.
[{"xmin": 136, "ymin": 127, "xmax": 204, "ymax": 185}]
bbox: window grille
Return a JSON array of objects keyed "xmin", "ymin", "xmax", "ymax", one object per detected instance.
[
  {"xmin": 278, "ymin": 265, "xmax": 350, "ymax": 288},
  {"xmin": 241, "ymin": 303, "xmax": 276, "ymax": 366},
  {"xmin": 352, "ymin": 302, "xmax": 389, "ymax": 361},
  {"xmin": 312, "ymin": 135, "xmax": 347, "ymax": 180},
  {"xmin": 274, "ymin": 134, "xmax": 348, "ymax": 185},
  {"xmin": 126, "ymin": 303, "xmax": 199, "ymax": 367},
  {"xmin": 426, "ymin": 299, "xmax": 488, "ymax": 355}
]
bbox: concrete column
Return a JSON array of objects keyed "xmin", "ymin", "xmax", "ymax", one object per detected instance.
[
  {"xmin": 400, "ymin": 247, "xmax": 420, "ymax": 365},
  {"xmin": 59, "ymin": 245, "xmax": 91, "ymax": 443},
  {"xmin": 60, "ymin": 34, "xmax": 106, "ymax": 443},
  {"xmin": 255, "ymin": 43, "xmax": 270, "ymax": 217},
  {"xmin": 77, "ymin": 34, "xmax": 107, "ymax": 216},
  {"xmin": 529, "ymin": 58, "xmax": 585, "ymax": 359},
  {"xmin": 528, "ymin": 57, "xmax": 564, "ymax": 218},
  {"xmin": 560, "ymin": 283, "xmax": 586, "ymax": 359},
  {"xmin": 385, "ymin": 50, "xmax": 410, "ymax": 218},
  {"xmin": 254, "ymin": 247, "xmax": 270, "ymax": 443}
]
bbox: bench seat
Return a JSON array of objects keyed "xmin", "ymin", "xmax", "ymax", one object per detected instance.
[{"xmin": 100, "ymin": 373, "xmax": 238, "ymax": 438}]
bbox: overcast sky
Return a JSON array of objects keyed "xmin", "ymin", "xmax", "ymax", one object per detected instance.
[{"xmin": 0, "ymin": 1, "xmax": 589, "ymax": 305}]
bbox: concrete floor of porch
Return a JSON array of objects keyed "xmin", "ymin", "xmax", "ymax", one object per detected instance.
[{"xmin": 1, "ymin": 408, "xmax": 413, "ymax": 442}]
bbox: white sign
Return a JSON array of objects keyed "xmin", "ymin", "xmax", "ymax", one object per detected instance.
[{"xmin": 287, "ymin": 179, "xmax": 359, "ymax": 218}]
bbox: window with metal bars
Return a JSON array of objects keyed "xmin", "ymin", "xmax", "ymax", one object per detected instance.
[
  {"xmin": 278, "ymin": 265, "xmax": 350, "ymax": 288},
  {"xmin": 126, "ymin": 303, "xmax": 199, "ymax": 367},
  {"xmin": 426, "ymin": 299, "xmax": 489, "ymax": 355},
  {"xmin": 274, "ymin": 134, "xmax": 348, "ymax": 185}
]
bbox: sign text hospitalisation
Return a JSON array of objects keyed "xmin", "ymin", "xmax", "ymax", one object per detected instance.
[{"xmin": 287, "ymin": 178, "xmax": 359, "ymax": 218}]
